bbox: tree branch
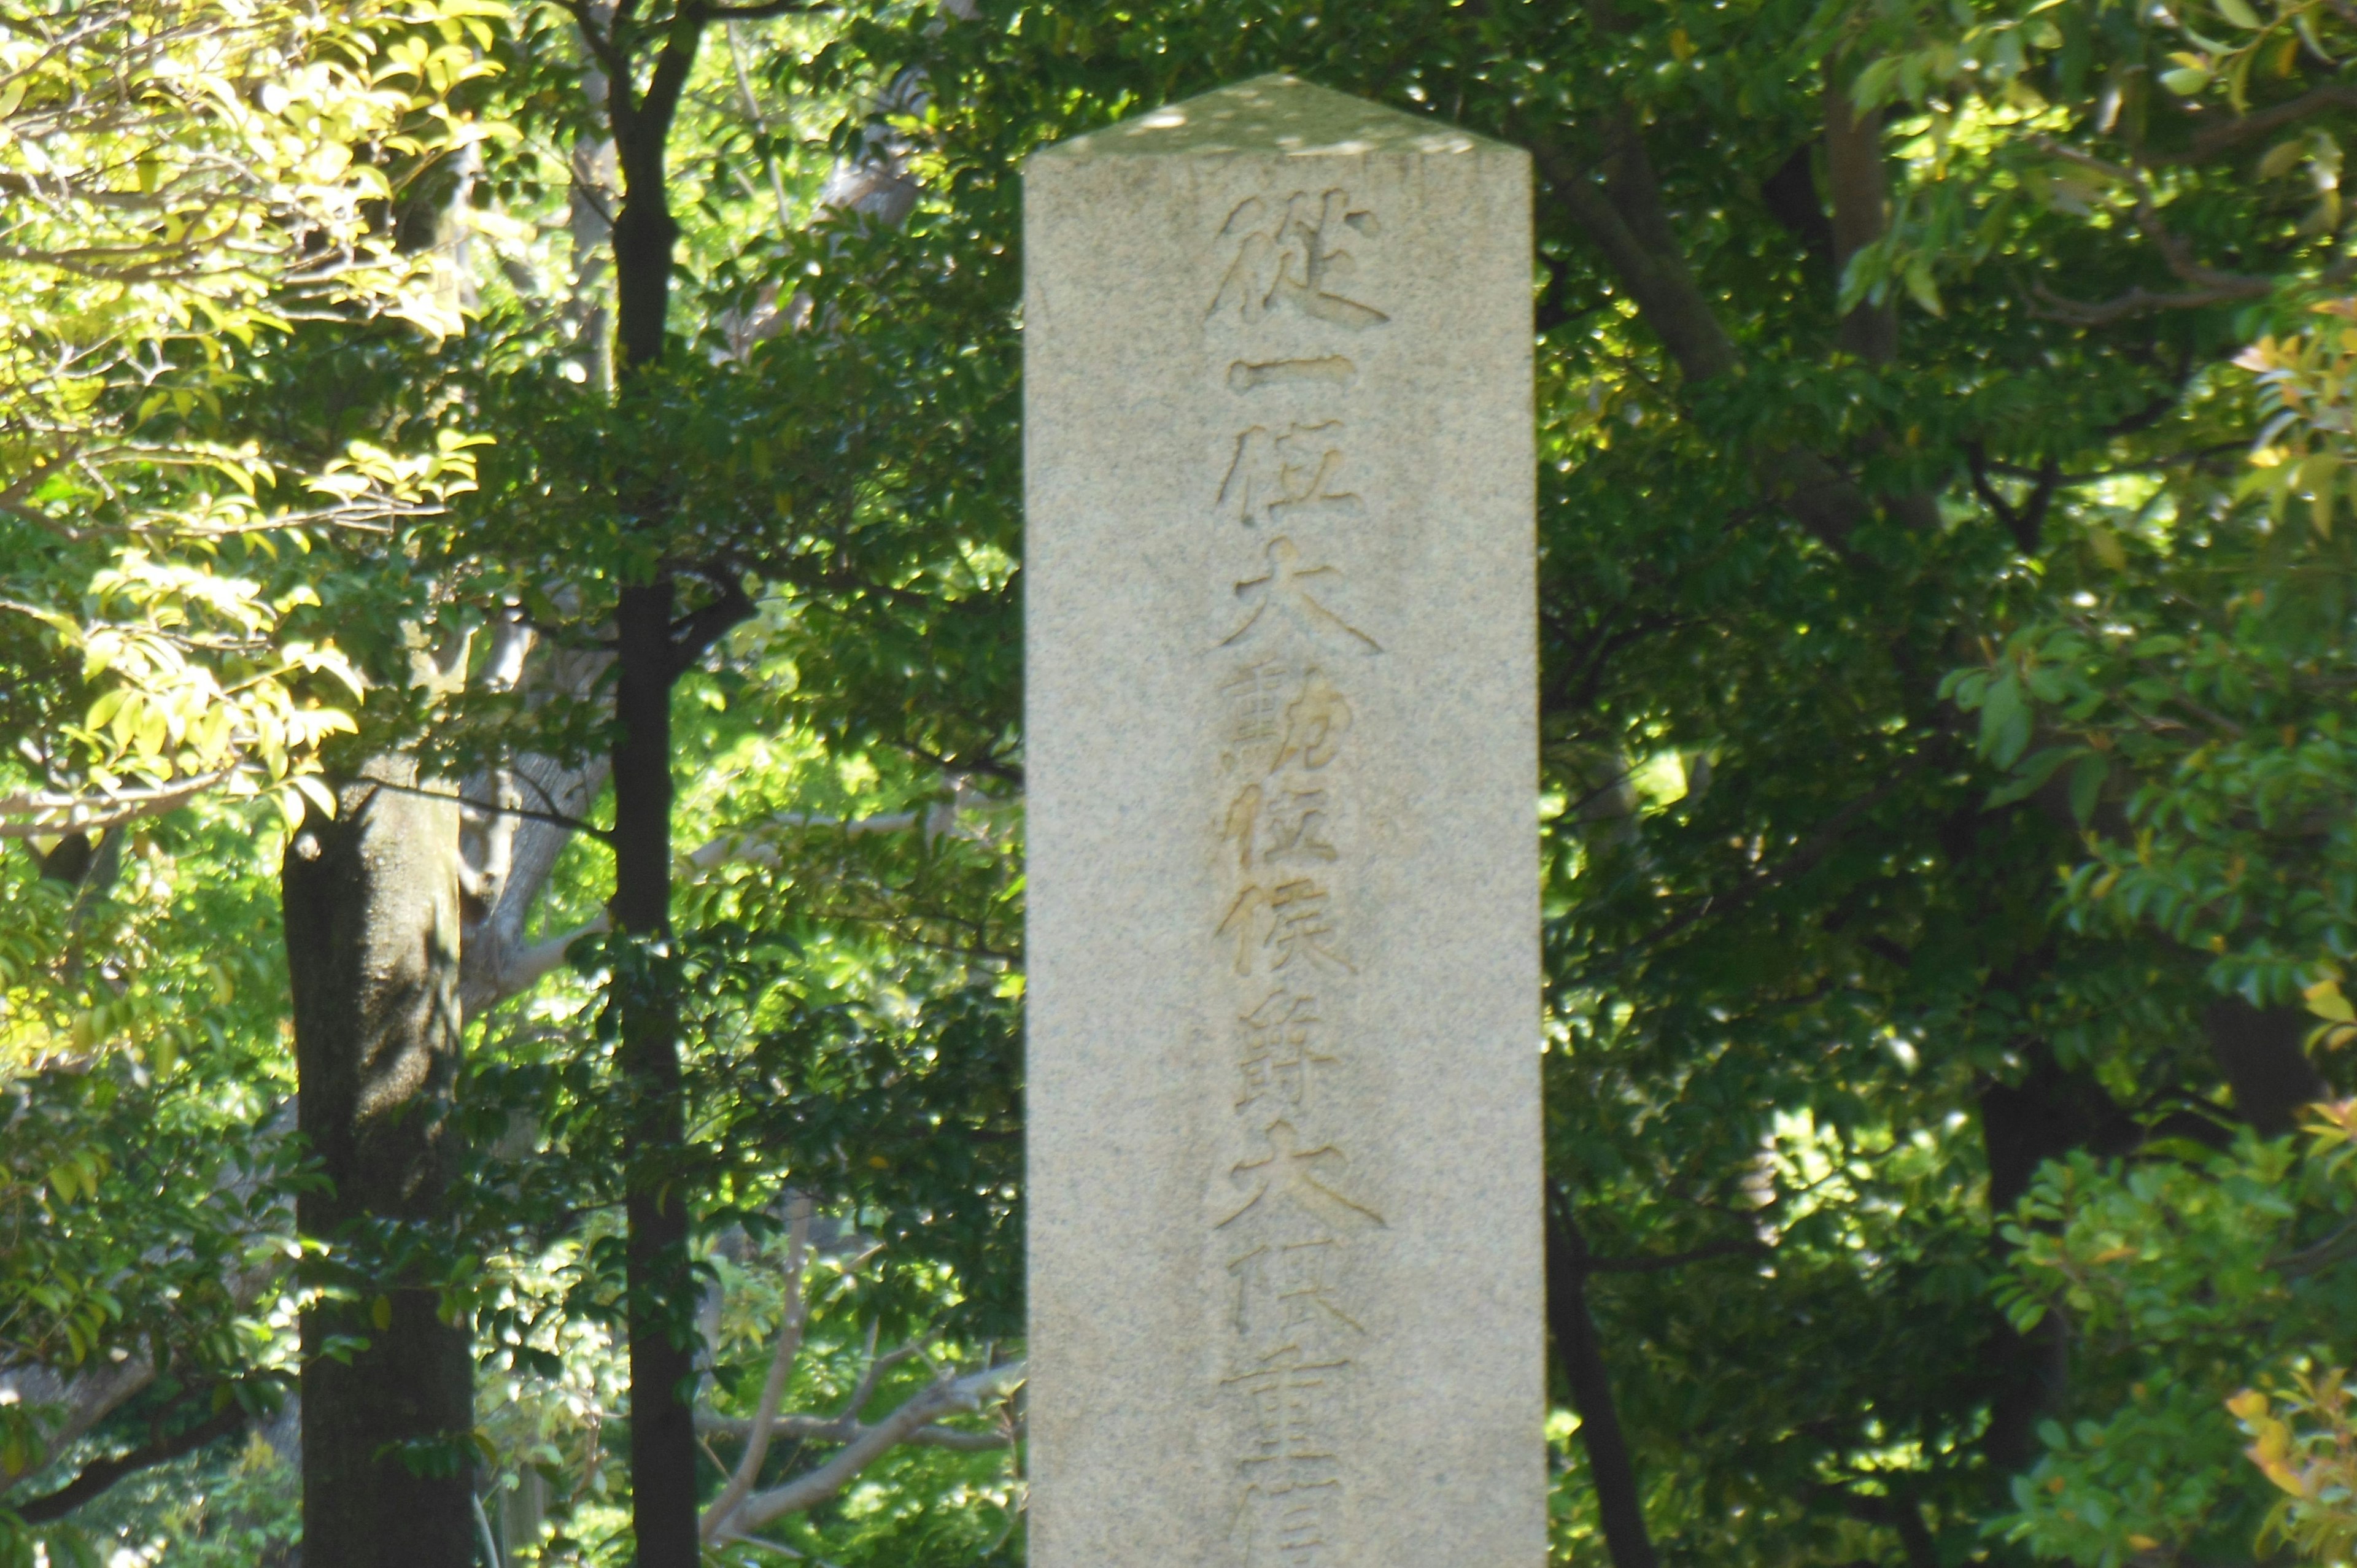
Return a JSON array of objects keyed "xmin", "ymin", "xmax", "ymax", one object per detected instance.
[
  {"xmin": 1525, "ymin": 131, "xmax": 1738, "ymax": 382},
  {"xmin": 698, "ymin": 1410, "xmax": 1012, "ymax": 1452},
  {"xmin": 705, "ymin": 0, "xmax": 829, "ymax": 15},
  {"xmin": 1545, "ymin": 1186, "xmax": 1659, "ymax": 1568},
  {"xmin": 10, "ymin": 1400, "xmax": 254, "ymax": 1523},
  {"xmin": 667, "ymin": 572, "xmax": 758, "ymax": 679},
  {"xmin": 2029, "ymin": 276, "xmax": 2272, "ymax": 326},
  {"xmin": 1606, "ymin": 768, "xmax": 1914, "ymax": 965},
  {"xmin": 699, "ymin": 1198, "xmax": 813, "ymax": 1543},
  {"xmin": 2161, "ymin": 84, "xmax": 2357, "ymax": 164},
  {"xmin": 1576, "ymin": 1238, "xmax": 1770, "ymax": 1275},
  {"xmin": 1522, "ymin": 123, "xmax": 1876, "ymax": 552},
  {"xmin": 710, "ymin": 1360, "xmax": 1024, "ymax": 1540},
  {"xmin": 1965, "ymin": 443, "xmax": 2062, "ymax": 555},
  {"xmin": 361, "ymin": 777, "xmax": 612, "ymax": 843},
  {"xmin": 0, "ymin": 769, "xmax": 233, "ymax": 839}
]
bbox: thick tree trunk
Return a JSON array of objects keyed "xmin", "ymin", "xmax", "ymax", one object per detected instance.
[
  {"xmin": 1544, "ymin": 1186, "xmax": 1660, "ymax": 1568},
  {"xmin": 284, "ymin": 759, "xmax": 474, "ymax": 1567}
]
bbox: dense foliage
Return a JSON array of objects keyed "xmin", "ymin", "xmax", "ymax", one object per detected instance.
[{"xmin": 8, "ymin": 0, "xmax": 2357, "ymax": 1563}]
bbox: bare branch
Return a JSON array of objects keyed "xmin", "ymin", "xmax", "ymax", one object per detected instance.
[
  {"xmin": 2029, "ymin": 277, "xmax": 2272, "ymax": 326},
  {"xmin": 711, "ymin": 1361, "xmax": 1026, "ymax": 1540},
  {"xmin": 700, "ymin": 1197, "xmax": 814, "ymax": 1543},
  {"xmin": 697, "ymin": 1410, "xmax": 1012, "ymax": 1452},
  {"xmin": 0, "ymin": 769, "xmax": 233, "ymax": 840}
]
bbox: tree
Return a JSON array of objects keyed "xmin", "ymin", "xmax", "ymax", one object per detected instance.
[
  {"xmin": 1, "ymin": 7, "xmax": 492, "ymax": 1563},
  {"xmin": 832, "ymin": 0, "xmax": 2357, "ymax": 1559},
  {"xmin": 0, "ymin": 0, "xmax": 493, "ymax": 844},
  {"xmin": 28, "ymin": 0, "xmax": 2357, "ymax": 1560},
  {"xmin": 282, "ymin": 759, "xmax": 475, "ymax": 1567}
]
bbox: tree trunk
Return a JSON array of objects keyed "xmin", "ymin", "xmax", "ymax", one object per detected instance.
[
  {"xmin": 1544, "ymin": 1184, "xmax": 1660, "ymax": 1568},
  {"xmin": 2203, "ymin": 997, "xmax": 2330, "ymax": 1135},
  {"xmin": 608, "ymin": 33, "xmax": 702, "ymax": 1562},
  {"xmin": 613, "ymin": 572, "xmax": 700, "ymax": 1568},
  {"xmin": 284, "ymin": 758, "xmax": 474, "ymax": 1567}
]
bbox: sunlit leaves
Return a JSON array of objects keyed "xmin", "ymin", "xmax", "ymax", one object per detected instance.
[{"xmin": 0, "ymin": 0, "xmax": 500, "ymax": 846}]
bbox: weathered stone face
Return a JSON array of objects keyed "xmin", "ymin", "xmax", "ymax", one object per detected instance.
[{"xmin": 1024, "ymin": 74, "xmax": 1542, "ymax": 1567}]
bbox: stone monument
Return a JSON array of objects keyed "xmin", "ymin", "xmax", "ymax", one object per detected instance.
[{"xmin": 1024, "ymin": 75, "xmax": 1541, "ymax": 1566}]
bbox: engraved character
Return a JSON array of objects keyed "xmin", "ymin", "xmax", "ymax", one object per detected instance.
[
  {"xmin": 1223, "ymin": 538, "xmax": 1381, "ymax": 655},
  {"xmin": 1217, "ymin": 878, "xmax": 1353, "ymax": 976},
  {"xmin": 1268, "ymin": 878, "xmax": 1352, "ymax": 975},
  {"xmin": 1236, "ymin": 988, "xmax": 1332, "ymax": 1115},
  {"xmin": 1219, "ymin": 1119, "xmax": 1384, "ymax": 1231},
  {"xmin": 1223, "ymin": 782, "xmax": 1266, "ymax": 872},
  {"xmin": 1218, "ymin": 882, "xmax": 1273, "ymax": 975},
  {"xmin": 1217, "ymin": 422, "xmax": 1363, "ymax": 529},
  {"xmin": 1209, "ymin": 191, "xmax": 1388, "ymax": 330},
  {"xmin": 1269, "ymin": 671, "xmax": 1352, "ymax": 771},
  {"xmin": 1231, "ymin": 1475, "xmax": 1344, "ymax": 1568},
  {"xmin": 1272, "ymin": 1236, "xmax": 1364, "ymax": 1340},
  {"xmin": 1220, "ymin": 658, "xmax": 1291, "ymax": 766},
  {"xmin": 1261, "ymin": 788, "xmax": 1336, "ymax": 863}
]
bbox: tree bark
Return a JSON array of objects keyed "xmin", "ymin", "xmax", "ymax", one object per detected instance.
[
  {"xmin": 283, "ymin": 758, "xmax": 474, "ymax": 1567},
  {"xmin": 605, "ymin": 20, "xmax": 704, "ymax": 1564},
  {"xmin": 1973, "ymin": 1040, "xmax": 2145, "ymax": 1474},
  {"xmin": 613, "ymin": 571, "xmax": 701, "ymax": 1568},
  {"xmin": 1544, "ymin": 1185, "xmax": 1660, "ymax": 1568},
  {"xmin": 2202, "ymin": 997, "xmax": 2329, "ymax": 1136},
  {"xmin": 1822, "ymin": 79, "xmax": 1896, "ymax": 365}
]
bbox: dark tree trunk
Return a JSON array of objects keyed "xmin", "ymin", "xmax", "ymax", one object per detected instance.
[
  {"xmin": 1543, "ymin": 1184, "xmax": 1660, "ymax": 1568},
  {"xmin": 613, "ymin": 574, "xmax": 700, "ymax": 1567},
  {"xmin": 1822, "ymin": 79, "xmax": 1895, "ymax": 366},
  {"xmin": 284, "ymin": 759, "xmax": 474, "ymax": 1568},
  {"xmin": 605, "ymin": 26, "xmax": 704, "ymax": 1562},
  {"xmin": 1973, "ymin": 1040, "xmax": 2143, "ymax": 1474},
  {"xmin": 2204, "ymin": 997, "xmax": 2329, "ymax": 1136}
]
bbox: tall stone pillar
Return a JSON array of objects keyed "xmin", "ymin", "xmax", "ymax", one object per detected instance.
[{"xmin": 1024, "ymin": 75, "xmax": 1541, "ymax": 1566}]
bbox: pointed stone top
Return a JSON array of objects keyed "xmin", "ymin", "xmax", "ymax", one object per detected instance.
[{"xmin": 1029, "ymin": 74, "xmax": 1509, "ymax": 163}]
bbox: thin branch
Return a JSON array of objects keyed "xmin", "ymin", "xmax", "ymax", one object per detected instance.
[
  {"xmin": 706, "ymin": 0, "xmax": 831, "ymax": 16},
  {"xmin": 726, "ymin": 21, "xmax": 794, "ymax": 231},
  {"xmin": 2026, "ymin": 142, "xmax": 2276, "ymax": 323},
  {"xmin": 1601, "ymin": 768, "xmax": 1916, "ymax": 967},
  {"xmin": 2158, "ymin": 84, "xmax": 2357, "ymax": 164},
  {"xmin": 1576, "ymin": 1238, "xmax": 1770, "ymax": 1276},
  {"xmin": 2030, "ymin": 277, "xmax": 2273, "ymax": 326},
  {"xmin": 363, "ymin": 777, "xmax": 613, "ymax": 843},
  {"xmin": 699, "ymin": 1411, "xmax": 1012, "ymax": 1452},
  {"xmin": 554, "ymin": 0, "xmax": 628, "ymax": 80},
  {"xmin": 0, "ymin": 769, "xmax": 232, "ymax": 840},
  {"xmin": 714, "ymin": 1361, "xmax": 1026, "ymax": 1539},
  {"xmin": 700, "ymin": 1197, "xmax": 813, "ymax": 1543}
]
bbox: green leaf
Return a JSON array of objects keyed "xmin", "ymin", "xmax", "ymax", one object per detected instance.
[
  {"xmin": 1980, "ymin": 671, "xmax": 2034, "ymax": 768},
  {"xmin": 2067, "ymin": 753, "xmax": 2107, "ymax": 825}
]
